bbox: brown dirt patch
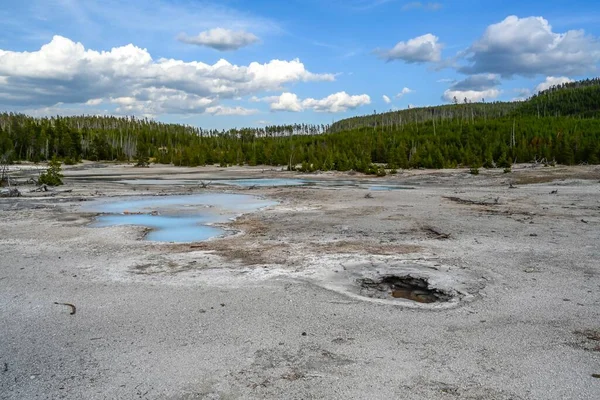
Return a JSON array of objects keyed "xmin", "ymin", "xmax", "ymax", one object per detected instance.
[
  {"xmin": 311, "ymin": 240, "xmax": 422, "ymax": 255},
  {"xmin": 573, "ymin": 329, "xmax": 600, "ymax": 352},
  {"xmin": 513, "ymin": 167, "xmax": 600, "ymax": 185}
]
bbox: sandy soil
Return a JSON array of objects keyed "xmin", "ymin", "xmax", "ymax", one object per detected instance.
[{"xmin": 1, "ymin": 162, "xmax": 599, "ymax": 399}]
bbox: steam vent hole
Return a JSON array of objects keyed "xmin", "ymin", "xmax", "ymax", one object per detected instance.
[{"xmin": 358, "ymin": 275, "xmax": 451, "ymax": 304}]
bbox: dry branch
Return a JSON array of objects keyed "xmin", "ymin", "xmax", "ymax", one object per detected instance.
[
  {"xmin": 423, "ymin": 226, "xmax": 451, "ymax": 239},
  {"xmin": 54, "ymin": 302, "xmax": 76, "ymax": 315}
]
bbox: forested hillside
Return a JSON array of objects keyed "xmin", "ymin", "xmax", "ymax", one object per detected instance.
[{"xmin": 1, "ymin": 78, "xmax": 599, "ymax": 172}]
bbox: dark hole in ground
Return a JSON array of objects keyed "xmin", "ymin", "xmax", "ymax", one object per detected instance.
[{"xmin": 357, "ymin": 275, "xmax": 451, "ymax": 303}]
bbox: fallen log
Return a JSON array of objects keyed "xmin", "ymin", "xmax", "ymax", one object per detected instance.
[
  {"xmin": 30, "ymin": 185, "xmax": 49, "ymax": 193},
  {"xmin": 0, "ymin": 188, "xmax": 20, "ymax": 197}
]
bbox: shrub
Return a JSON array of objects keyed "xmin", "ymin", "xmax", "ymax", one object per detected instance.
[
  {"xmin": 365, "ymin": 164, "xmax": 386, "ymax": 176},
  {"xmin": 38, "ymin": 158, "xmax": 63, "ymax": 186}
]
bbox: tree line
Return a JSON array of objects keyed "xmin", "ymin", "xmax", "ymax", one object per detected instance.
[{"xmin": 1, "ymin": 78, "xmax": 599, "ymax": 172}]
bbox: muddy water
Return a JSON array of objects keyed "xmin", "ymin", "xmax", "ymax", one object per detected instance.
[
  {"xmin": 390, "ymin": 288, "xmax": 439, "ymax": 303},
  {"xmin": 358, "ymin": 275, "xmax": 451, "ymax": 304}
]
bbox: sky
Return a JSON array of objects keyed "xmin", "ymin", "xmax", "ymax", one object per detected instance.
[{"xmin": 1, "ymin": 0, "xmax": 599, "ymax": 129}]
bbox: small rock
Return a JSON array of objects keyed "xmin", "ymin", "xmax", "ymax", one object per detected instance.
[{"xmin": 301, "ymin": 332, "xmax": 307, "ymax": 336}]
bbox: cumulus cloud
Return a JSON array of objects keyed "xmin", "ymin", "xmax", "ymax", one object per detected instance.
[
  {"xmin": 109, "ymin": 88, "xmax": 214, "ymax": 116},
  {"xmin": 459, "ymin": 15, "xmax": 600, "ymax": 77},
  {"xmin": 303, "ymin": 92, "xmax": 371, "ymax": 113},
  {"xmin": 377, "ymin": 34, "xmax": 443, "ymax": 63},
  {"xmin": 267, "ymin": 92, "xmax": 371, "ymax": 113},
  {"xmin": 395, "ymin": 87, "xmax": 414, "ymax": 98},
  {"xmin": 382, "ymin": 95, "xmax": 391, "ymax": 104},
  {"xmin": 535, "ymin": 76, "xmax": 574, "ymax": 93},
  {"xmin": 0, "ymin": 35, "xmax": 334, "ymax": 115},
  {"xmin": 442, "ymin": 74, "xmax": 500, "ymax": 103},
  {"xmin": 178, "ymin": 28, "xmax": 259, "ymax": 51},
  {"xmin": 270, "ymin": 93, "xmax": 304, "ymax": 112}
]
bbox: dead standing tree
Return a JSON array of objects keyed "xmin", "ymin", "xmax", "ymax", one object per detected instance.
[
  {"xmin": 0, "ymin": 151, "xmax": 20, "ymax": 197},
  {"xmin": 0, "ymin": 151, "xmax": 12, "ymax": 187}
]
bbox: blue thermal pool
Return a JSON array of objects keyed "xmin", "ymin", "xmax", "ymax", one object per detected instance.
[{"xmin": 82, "ymin": 193, "xmax": 277, "ymax": 243}]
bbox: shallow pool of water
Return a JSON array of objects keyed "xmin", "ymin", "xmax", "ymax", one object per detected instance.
[
  {"xmin": 366, "ymin": 185, "xmax": 416, "ymax": 191},
  {"xmin": 94, "ymin": 214, "xmax": 225, "ymax": 242},
  {"xmin": 215, "ymin": 178, "xmax": 306, "ymax": 187},
  {"xmin": 116, "ymin": 177, "xmax": 416, "ymax": 191},
  {"xmin": 118, "ymin": 178, "xmax": 306, "ymax": 187},
  {"xmin": 83, "ymin": 193, "xmax": 277, "ymax": 243}
]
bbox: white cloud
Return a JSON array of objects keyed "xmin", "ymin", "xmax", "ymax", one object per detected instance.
[
  {"xmin": 460, "ymin": 15, "xmax": 600, "ymax": 77},
  {"xmin": 442, "ymin": 74, "xmax": 500, "ymax": 103},
  {"xmin": 256, "ymin": 120, "xmax": 270, "ymax": 125},
  {"xmin": 303, "ymin": 92, "xmax": 371, "ymax": 113},
  {"xmin": 443, "ymin": 88, "xmax": 500, "ymax": 103},
  {"xmin": 268, "ymin": 92, "xmax": 371, "ymax": 113},
  {"xmin": 20, "ymin": 102, "xmax": 109, "ymax": 118},
  {"xmin": 270, "ymin": 93, "xmax": 304, "ymax": 112},
  {"xmin": 206, "ymin": 106, "xmax": 259, "ymax": 116},
  {"xmin": 377, "ymin": 34, "xmax": 443, "ymax": 63},
  {"xmin": 85, "ymin": 98, "xmax": 103, "ymax": 106},
  {"xmin": 0, "ymin": 35, "xmax": 335, "ymax": 115},
  {"xmin": 382, "ymin": 95, "xmax": 391, "ymax": 104},
  {"xmin": 110, "ymin": 88, "xmax": 214, "ymax": 116},
  {"xmin": 535, "ymin": 76, "xmax": 574, "ymax": 93},
  {"xmin": 178, "ymin": 28, "xmax": 259, "ymax": 51},
  {"xmin": 395, "ymin": 87, "xmax": 414, "ymax": 98}
]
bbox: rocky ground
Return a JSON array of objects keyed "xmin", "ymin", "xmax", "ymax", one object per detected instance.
[{"xmin": 1, "ymin": 163, "xmax": 599, "ymax": 399}]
